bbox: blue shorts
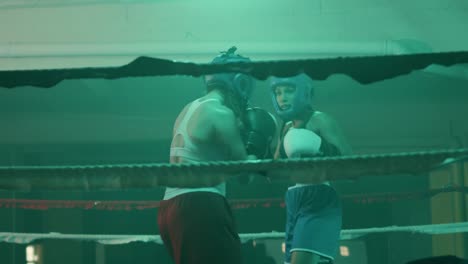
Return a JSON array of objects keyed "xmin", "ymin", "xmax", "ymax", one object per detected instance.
[{"xmin": 284, "ymin": 184, "xmax": 342, "ymax": 263}]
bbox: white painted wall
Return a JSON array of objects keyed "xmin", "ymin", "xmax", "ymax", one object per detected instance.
[
  {"xmin": 1, "ymin": 0, "xmax": 467, "ymax": 69},
  {"xmin": 1, "ymin": 0, "xmax": 467, "ymax": 160}
]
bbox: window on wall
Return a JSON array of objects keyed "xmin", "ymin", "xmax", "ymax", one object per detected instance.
[{"xmin": 26, "ymin": 244, "xmax": 42, "ymax": 264}]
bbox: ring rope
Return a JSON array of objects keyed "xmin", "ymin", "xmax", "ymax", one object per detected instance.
[
  {"xmin": 0, "ymin": 149, "xmax": 467, "ymax": 191},
  {"xmin": 1, "ymin": 185, "xmax": 467, "ymax": 211},
  {"xmin": 1, "ymin": 222, "xmax": 467, "ymax": 245},
  {"xmin": 1, "ymin": 51, "xmax": 468, "ymax": 88}
]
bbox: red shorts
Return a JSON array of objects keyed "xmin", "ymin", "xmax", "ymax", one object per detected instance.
[{"xmin": 158, "ymin": 192, "xmax": 242, "ymax": 264}]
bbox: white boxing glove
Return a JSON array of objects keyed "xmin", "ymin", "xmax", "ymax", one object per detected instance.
[{"xmin": 283, "ymin": 128, "xmax": 322, "ymax": 158}]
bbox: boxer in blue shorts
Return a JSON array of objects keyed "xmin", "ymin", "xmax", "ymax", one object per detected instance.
[{"xmin": 269, "ymin": 74, "xmax": 352, "ymax": 264}]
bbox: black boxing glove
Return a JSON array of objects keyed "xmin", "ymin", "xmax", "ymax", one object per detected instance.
[{"xmin": 243, "ymin": 107, "xmax": 277, "ymax": 159}]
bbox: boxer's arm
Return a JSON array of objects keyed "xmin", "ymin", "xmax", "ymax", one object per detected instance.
[
  {"xmin": 269, "ymin": 114, "xmax": 281, "ymax": 159},
  {"xmin": 314, "ymin": 112, "xmax": 352, "ymax": 155},
  {"xmin": 273, "ymin": 121, "xmax": 293, "ymax": 159},
  {"xmin": 273, "ymin": 137, "xmax": 282, "ymax": 160},
  {"xmin": 212, "ymin": 107, "xmax": 263, "ymax": 184},
  {"xmin": 212, "ymin": 107, "xmax": 248, "ymax": 160}
]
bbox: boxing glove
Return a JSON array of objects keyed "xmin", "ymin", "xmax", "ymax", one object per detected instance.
[
  {"xmin": 283, "ymin": 128, "xmax": 322, "ymax": 158},
  {"xmin": 243, "ymin": 107, "xmax": 277, "ymax": 159}
]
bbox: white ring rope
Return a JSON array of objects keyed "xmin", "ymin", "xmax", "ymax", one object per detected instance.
[{"xmin": 1, "ymin": 222, "xmax": 467, "ymax": 245}]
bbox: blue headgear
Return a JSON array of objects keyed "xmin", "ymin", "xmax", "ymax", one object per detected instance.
[
  {"xmin": 204, "ymin": 47, "xmax": 254, "ymax": 104},
  {"xmin": 269, "ymin": 73, "xmax": 314, "ymax": 121}
]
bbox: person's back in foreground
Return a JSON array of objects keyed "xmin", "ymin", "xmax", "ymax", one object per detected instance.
[{"xmin": 158, "ymin": 47, "xmax": 275, "ymax": 264}]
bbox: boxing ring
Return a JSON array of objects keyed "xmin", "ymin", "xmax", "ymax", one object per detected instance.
[
  {"xmin": 0, "ymin": 149, "xmax": 467, "ymax": 191},
  {"xmin": 0, "ymin": 149, "xmax": 468, "ymax": 261},
  {"xmin": 1, "ymin": 222, "xmax": 468, "ymax": 245},
  {"xmin": 1, "ymin": 51, "xmax": 468, "ymax": 263}
]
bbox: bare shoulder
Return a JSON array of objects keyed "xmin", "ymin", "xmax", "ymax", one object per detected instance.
[
  {"xmin": 312, "ymin": 111, "xmax": 333, "ymax": 121},
  {"xmin": 282, "ymin": 121, "xmax": 294, "ymax": 134},
  {"xmin": 310, "ymin": 110, "xmax": 352, "ymax": 154},
  {"xmin": 203, "ymin": 100, "xmax": 236, "ymax": 120},
  {"xmin": 176, "ymin": 98, "xmax": 226, "ymax": 129},
  {"xmin": 310, "ymin": 111, "xmax": 338, "ymax": 127}
]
